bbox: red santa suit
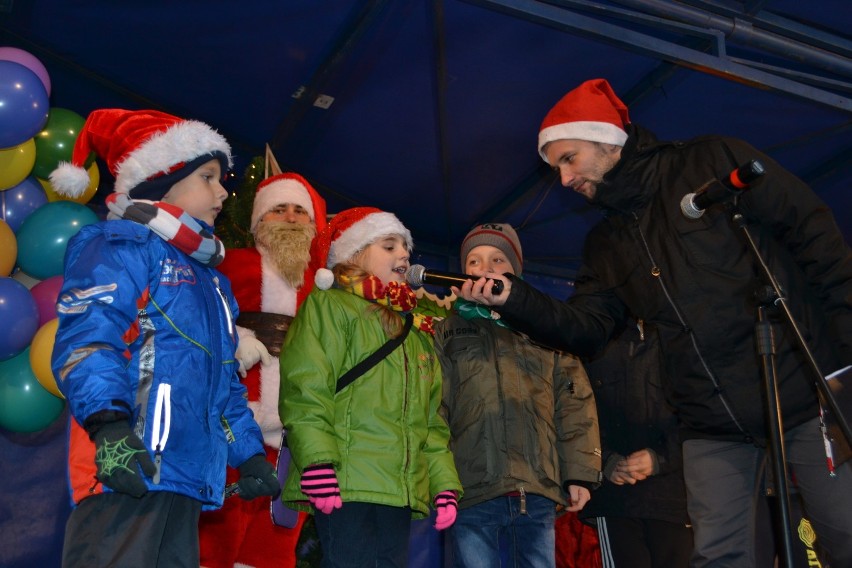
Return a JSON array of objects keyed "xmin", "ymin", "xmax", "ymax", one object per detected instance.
[{"xmin": 200, "ymin": 173, "xmax": 327, "ymax": 568}]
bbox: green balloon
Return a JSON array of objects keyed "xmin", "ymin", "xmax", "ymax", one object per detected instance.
[
  {"xmin": 32, "ymin": 107, "xmax": 86, "ymax": 179},
  {"xmin": 0, "ymin": 347, "xmax": 65, "ymax": 433}
]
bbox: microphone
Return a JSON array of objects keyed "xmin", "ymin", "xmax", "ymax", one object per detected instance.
[
  {"xmin": 680, "ymin": 160, "xmax": 765, "ymax": 219},
  {"xmin": 406, "ymin": 264, "xmax": 504, "ymax": 294}
]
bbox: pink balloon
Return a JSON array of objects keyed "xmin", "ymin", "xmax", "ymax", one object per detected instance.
[
  {"xmin": 29, "ymin": 275, "xmax": 63, "ymax": 326},
  {"xmin": 0, "ymin": 47, "xmax": 51, "ymax": 96}
]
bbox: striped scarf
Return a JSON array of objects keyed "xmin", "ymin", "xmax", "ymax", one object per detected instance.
[
  {"xmin": 338, "ymin": 274, "xmax": 436, "ymax": 335},
  {"xmin": 105, "ymin": 193, "xmax": 225, "ymax": 267}
]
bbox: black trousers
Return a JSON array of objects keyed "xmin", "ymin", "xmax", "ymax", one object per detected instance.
[
  {"xmin": 596, "ymin": 516, "xmax": 693, "ymax": 568},
  {"xmin": 62, "ymin": 491, "xmax": 202, "ymax": 568}
]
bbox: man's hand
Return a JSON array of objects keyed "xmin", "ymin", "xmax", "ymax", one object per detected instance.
[
  {"xmin": 451, "ymin": 274, "xmax": 511, "ymax": 306},
  {"xmin": 236, "ymin": 335, "xmax": 273, "ymax": 378},
  {"xmin": 610, "ymin": 449, "xmax": 656, "ymax": 484},
  {"xmin": 93, "ymin": 420, "xmax": 156, "ymax": 498}
]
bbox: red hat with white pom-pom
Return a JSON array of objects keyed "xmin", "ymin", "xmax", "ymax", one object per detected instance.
[
  {"xmin": 537, "ymin": 78, "xmax": 630, "ymax": 161},
  {"xmin": 312, "ymin": 206, "xmax": 413, "ymax": 290},
  {"xmin": 251, "ymin": 172, "xmax": 327, "ymax": 234},
  {"xmin": 49, "ymin": 108, "xmax": 232, "ymax": 201}
]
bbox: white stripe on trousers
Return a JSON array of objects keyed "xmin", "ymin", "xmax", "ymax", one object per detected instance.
[{"xmin": 596, "ymin": 517, "xmax": 616, "ymax": 568}]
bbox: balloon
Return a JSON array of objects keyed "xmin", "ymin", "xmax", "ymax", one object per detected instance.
[
  {"xmin": 39, "ymin": 162, "xmax": 100, "ymax": 204},
  {"xmin": 29, "ymin": 318, "xmax": 63, "ymax": 399},
  {"xmin": 0, "ymin": 61, "xmax": 50, "ymax": 148},
  {"xmin": 32, "ymin": 108, "xmax": 86, "ymax": 179},
  {"xmin": 0, "ymin": 175, "xmax": 48, "ymax": 232},
  {"xmin": 30, "ymin": 274, "xmax": 63, "ymax": 326},
  {"xmin": 15, "ymin": 201, "xmax": 99, "ymax": 279},
  {"xmin": 0, "ymin": 348, "xmax": 65, "ymax": 433},
  {"xmin": 0, "ymin": 47, "xmax": 51, "ymax": 95},
  {"xmin": 0, "ymin": 219, "xmax": 15, "ymax": 277},
  {"xmin": 0, "ymin": 138, "xmax": 36, "ymax": 190},
  {"xmin": 0, "ymin": 276, "xmax": 39, "ymax": 361}
]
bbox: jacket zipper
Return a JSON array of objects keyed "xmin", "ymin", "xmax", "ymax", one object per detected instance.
[
  {"xmin": 402, "ymin": 341, "xmax": 412, "ymax": 507},
  {"xmin": 633, "ymin": 214, "xmax": 747, "ymax": 435},
  {"xmin": 151, "ymin": 382, "xmax": 172, "ymax": 484}
]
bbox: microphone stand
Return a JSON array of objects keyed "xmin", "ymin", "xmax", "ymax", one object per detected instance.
[{"xmin": 731, "ymin": 208, "xmax": 852, "ymax": 568}]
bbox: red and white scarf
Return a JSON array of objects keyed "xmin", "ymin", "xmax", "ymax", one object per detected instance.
[{"xmin": 106, "ymin": 193, "xmax": 225, "ymax": 267}]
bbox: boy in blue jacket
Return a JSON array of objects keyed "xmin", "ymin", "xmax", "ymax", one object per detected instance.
[{"xmin": 50, "ymin": 109, "xmax": 279, "ymax": 567}]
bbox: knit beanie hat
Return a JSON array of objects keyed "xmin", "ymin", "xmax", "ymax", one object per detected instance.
[
  {"xmin": 251, "ymin": 172, "xmax": 327, "ymax": 233},
  {"xmin": 313, "ymin": 206, "xmax": 413, "ymax": 290},
  {"xmin": 460, "ymin": 223, "xmax": 523, "ymax": 276},
  {"xmin": 49, "ymin": 108, "xmax": 232, "ymax": 201},
  {"xmin": 537, "ymin": 78, "xmax": 630, "ymax": 161}
]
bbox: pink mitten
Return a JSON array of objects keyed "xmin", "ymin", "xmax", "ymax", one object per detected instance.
[
  {"xmin": 433, "ymin": 491, "xmax": 458, "ymax": 530},
  {"xmin": 300, "ymin": 463, "xmax": 342, "ymax": 514}
]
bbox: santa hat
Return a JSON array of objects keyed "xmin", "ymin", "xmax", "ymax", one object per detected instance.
[
  {"xmin": 49, "ymin": 108, "xmax": 233, "ymax": 201},
  {"xmin": 312, "ymin": 207, "xmax": 413, "ymax": 290},
  {"xmin": 250, "ymin": 172, "xmax": 326, "ymax": 233},
  {"xmin": 537, "ymin": 78, "xmax": 630, "ymax": 161},
  {"xmin": 460, "ymin": 223, "xmax": 523, "ymax": 277}
]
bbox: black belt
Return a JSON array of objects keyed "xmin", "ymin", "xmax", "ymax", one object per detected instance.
[{"xmin": 236, "ymin": 311, "xmax": 294, "ymax": 357}]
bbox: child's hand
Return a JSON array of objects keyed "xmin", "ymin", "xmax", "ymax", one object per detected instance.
[
  {"xmin": 300, "ymin": 463, "xmax": 342, "ymax": 515},
  {"xmin": 236, "ymin": 454, "xmax": 280, "ymax": 500},
  {"xmin": 565, "ymin": 485, "xmax": 591, "ymax": 512},
  {"xmin": 433, "ymin": 491, "xmax": 458, "ymax": 530}
]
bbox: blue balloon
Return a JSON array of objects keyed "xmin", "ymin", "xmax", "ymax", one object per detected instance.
[
  {"xmin": 15, "ymin": 201, "xmax": 100, "ymax": 279},
  {"xmin": 0, "ymin": 347, "xmax": 65, "ymax": 433},
  {"xmin": 0, "ymin": 61, "xmax": 50, "ymax": 148},
  {"xmin": 0, "ymin": 175, "xmax": 48, "ymax": 232},
  {"xmin": 0, "ymin": 277, "xmax": 39, "ymax": 361}
]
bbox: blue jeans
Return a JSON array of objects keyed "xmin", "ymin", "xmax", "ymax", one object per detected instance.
[{"xmin": 450, "ymin": 494, "xmax": 556, "ymax": 568}]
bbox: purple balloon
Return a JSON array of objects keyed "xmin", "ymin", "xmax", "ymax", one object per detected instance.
[
  {"xmin": 0, "ymin": 47, "xmax": 51, "ymax": 95},
  {"xmin": 0, "ymin": 175, "xmax": 48, "ymax": 232},
  {"xmin": 30, "ymin": 275, "xmax": 63, "ymax": 326},
  {"xmin": 0, "ymin": 277, "xmax": 39, "ymax": 361},
  {"xmin": 0, "ymin": 60, "xmax": 50, "ymax": 148}
]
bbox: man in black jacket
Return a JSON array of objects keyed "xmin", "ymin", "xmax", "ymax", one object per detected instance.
[
  {"xmin": 454, "ymin": 78, "xmax": 852, "ymax": 567},
  {"xmin": 580, "ymin": 319, "xmax": 692, "ymax": 567}
]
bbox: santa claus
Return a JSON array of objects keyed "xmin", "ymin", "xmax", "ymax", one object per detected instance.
[{"xmin": 200, "ymin": 172, "xmax": 327, "ymax": 568}]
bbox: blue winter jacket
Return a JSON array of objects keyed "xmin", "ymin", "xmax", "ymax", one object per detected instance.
[{"xmin": 52, "ymin": 220, "xmax": 265, "ymax": 510}]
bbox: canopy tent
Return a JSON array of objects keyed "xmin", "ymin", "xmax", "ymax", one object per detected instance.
[
  {"xmin": 2, "ymin": 0, "xmax": 850, "ymax": 283},
  {"xmin": 0, "ymin": 2, "xmax": 850, "ymax": 566}
]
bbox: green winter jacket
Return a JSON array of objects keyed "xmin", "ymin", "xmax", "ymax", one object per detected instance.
[
  {"xmin": 435, "ymin": 314, "xmax": 601, "ymax": 509},
  {"xmin": 278, "ymin": 288, "xmax": 461, "ymax": 518}
]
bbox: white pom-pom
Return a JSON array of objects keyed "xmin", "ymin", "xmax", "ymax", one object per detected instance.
[
  {"xmin": 48, "ymin": 162, "xmax": 91, "ymax": 198},
  {"xmin": 315, "ymin": 268, "xmax": 334, "ymax": 290}
]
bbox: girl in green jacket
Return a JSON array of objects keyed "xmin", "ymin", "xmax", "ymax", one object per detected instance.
[{"xmin": 278, "ymin": 207, "xmax": 462, "ymax": 567}]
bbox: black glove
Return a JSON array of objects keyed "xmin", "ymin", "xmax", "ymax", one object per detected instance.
[
  {"xmin": 93, "ymin": 420, "xmax": 156, "ymax": 498},
  {"xmin": 237, "ymin": 454, "xmax": 281, "ymax": 501}
]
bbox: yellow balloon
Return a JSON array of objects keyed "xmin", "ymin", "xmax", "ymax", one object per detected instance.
[
  {"xmin": 29, "ymin": 318, "xmax": 64, "ymax": 399},
  {"xmin": 0, "ymin": 219, "xmax": 16, "ymax": 277},
  {"xmin": 0, "ymin": 138, "xmax": 36, "ymax": 190},
  {"xmin": 40, "ymin": 162, "xmax": 100, "ymax": 204}
]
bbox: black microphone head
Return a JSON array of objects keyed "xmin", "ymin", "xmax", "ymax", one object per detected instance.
[{"xmin": 405, "ymin": 264, "xmax": 426, "ymax": 287}]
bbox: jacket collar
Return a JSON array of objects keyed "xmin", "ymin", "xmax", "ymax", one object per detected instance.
[{"xmin": 591, "ymin": 124, "xmax": 665, "ymax": 215}]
